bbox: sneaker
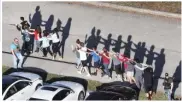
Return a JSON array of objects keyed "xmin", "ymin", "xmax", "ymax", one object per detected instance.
[
  {"xmin": 77, "ymin": 71, "xmax": 81, "ymax": 74},
  {"xmin": 59, "ymin": 57, "xmax": 63, "ymax": 60},
  {"xmin": 52, "ymin": 56, "xmax": 55, "ymax": 60},
  {"xmin": 87, "ymin": 74, "xmax": 91, "ymax": 77}
]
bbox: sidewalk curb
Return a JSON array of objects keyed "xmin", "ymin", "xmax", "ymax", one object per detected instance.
[{"xmin": 73, "ymin": 2, "xmax": 181, "ymax": 19}]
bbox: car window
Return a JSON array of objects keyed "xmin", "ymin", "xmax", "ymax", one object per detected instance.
[
  {"xmin": 14, "ymin": 81, "xmax": 30, "ymax": 92},
  {"xmin": 53, "ymin": 89, "xmax": 71, "ymax": 100},
  {"xmin": 4, "ymin": 86, "xmax": 17, "ymax": 100}
]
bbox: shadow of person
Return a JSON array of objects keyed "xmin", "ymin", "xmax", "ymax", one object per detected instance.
[
  {"xmin": 84, "ymin": 27, "xmax": 97, "ymax": 74},
  {"xmin": 42, "ymin": 14, "xmax": 54, "ymax": 33},
  {"xmin": 121, "ymin": 35, "xmax": 133, "ymax": 58},
  {"xmin": 59, "ymin": 17, "xmax": 72, "ymax": 58},
  {"xmin": 171, "ymin": 61, "xmax": 181, "ymax": 99},
  {"xmin": 100, "ymin": 33, "xmax": 112, "ymax": 51},
  {"xmin": 131, "ymin": 42, "xmax": 141, "ymax": 61},
  {"xmin": 145, "ymin": 45, "xmax": 156, "ymax": 65},
  {"xmin": 153, "ymin": 48, "xmax": 166, "ymax": 93},
  {"xmin": 84, "ymin": 27, "xmax": 96, "ymax": 49},
  {"xmin": 29, "ymin": 6, "xmax": 42, "ymax": 29},
  {"xmin": 56, "ymin": 19, "xmax": 63, "ymax": 32},
  {"xmin": 113, "ymin": 35, "xmax": 123, "ymax": 53},
  {"xmin": 46, "ymin": 76, "xmax": 88, "ymax": 92},
  {"xmin": 95, "ymin": 29, "xmax": 102, "ymax": 48},
  {"xmin": 139, "ymin": 42, "xmax": 147, "ymax": 63},
  {"xmin": 3, "ymin": 67, "xmax": 48, "ymax": 82}
]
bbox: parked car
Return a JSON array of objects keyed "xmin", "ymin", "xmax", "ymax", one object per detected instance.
[
  {"xmin": 29, "ymin": 81, "xmax": 85, "ymax": 101},
  {"xmin": 2, "ymin": 72, "xmax": 43, "ymax": 100},
  {"xmin": 86, "ymin": 81, "xmax": 140, "ymax": 100}
]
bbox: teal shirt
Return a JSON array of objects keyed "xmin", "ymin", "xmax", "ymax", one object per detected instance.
[{"xmin": 10, "ymin": 43, "xmax": 20, "ymax": 54}]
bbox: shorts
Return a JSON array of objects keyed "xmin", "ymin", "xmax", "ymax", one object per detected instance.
[
  {"xmin": 126, "ymin": 71, "xmax": 134, "ymax": 77},
  {"xmin": 94, "ymin": 61, "xmax": 100, "ymax": 68},
  {"xmin": 81, "ymin": 60, "xmax": 87, "ymax": 67},
  {"xmin": 144, "ymin": 85, "xmax": 153, "ymax": 93}
]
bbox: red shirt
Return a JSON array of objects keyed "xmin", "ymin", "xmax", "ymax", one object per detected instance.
[
  {"xmin": 34, "ymin": 30, "xmax": 39, "ymax": 40},
  {"xmin": 100, "ymin": 52, "xmax": 110, "ymax": 64},
  {"xmin": 117, "ymin": 54, "xmax": 129, "ymax": 69}
]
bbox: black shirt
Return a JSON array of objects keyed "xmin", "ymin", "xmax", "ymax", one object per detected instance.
[
  {"xmin": 163, "ymin": 77, "xmax": 173, "ymax": 89},
  {"xmin": 143, "ymin": 67, "xmax": 153, "ymax": 86}
]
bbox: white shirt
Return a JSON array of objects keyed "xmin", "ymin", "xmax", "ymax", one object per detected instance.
[
  {"xmin": 51, "ymin": 33, "xmax": 60, "ymax": 43},
  {"xmin": 39, "ymin": 37, "xmax": 51, "ymax": 48},
  {"xmin": 78, "ymin": 47, "xmax": 87, "ymax": 61}
]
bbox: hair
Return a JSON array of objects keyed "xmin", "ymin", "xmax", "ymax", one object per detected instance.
[
  {"xmin": 14, "ymin": 38, "xmax": 18, "ymax": 41},
  {"xmin": 134, "ymin": 58, "xmax": 140, "ymax": 63},
  {"xmin": 76, "ymin": 39, "xmax": 80, "ymax": 44},
  {"xmin": 165, "ymin": 73, "xmax": 169, "ymax": 77},
  {"xmin": 20, "ymin": 17, "xmax": 24, "ymax": 21},
  {"xmin": 43, "ymin": 30, "xmax": 47, "ymax": 36}
]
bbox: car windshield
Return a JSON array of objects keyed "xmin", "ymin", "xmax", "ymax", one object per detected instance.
[
  {"xmin": 2, "ymin": 76, "xmax": 19, "ymax": 94},
  {"xmin": 29, "ymin": 98, "xmax": 48, "ymax": 101}
]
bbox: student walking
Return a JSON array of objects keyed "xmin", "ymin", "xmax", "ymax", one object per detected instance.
[
  {"xmin": 163, "ymin": 73, "xmax": 173, "ymax": 100},
  {"xmin": 11, "ymin": 38, "xmax": 23, "ymax": 68},
  {"xmin": 71, "ymin": 39, "xmax": 81, "ymax": 69},
  {"xmin": 50, "ymin": 28, "xmax": 62, "ymax": 60},
  {"xmin": 110, "ymin": 48, "xmax": 123, "ymax": 80},
  {"xmin": 21, "ymin": 25, "xmax": 35, "ymax": 55},
  {"xmin": 87, "ymin": 46, "xmax": 101, "ymax": 76},
  {"xmin": 100, "ymin": 47, "xmax": 111, "ymax": 79},
  {"xmin": 143, "ymin": 67, "xmax": 154, "ymax": 100},
  {"xmin": 77, "ymin": 42, "xmax": 91, "ymax": 77},
  {"xmin": 34, "ymin": 25, "xmax": 42, "ymax": 52},
  {"xmin": 39, "ymin": 30, "xmax": 53, "ymax": 57}
]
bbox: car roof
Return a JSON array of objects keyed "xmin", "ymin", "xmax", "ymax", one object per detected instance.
[
  {"xmin": 9, "ymin": 72, "xmax": 41, "ymax": 81},
  {"xmin": 30, "ymin": 85, "xmax": 67, "ymax": 100}
]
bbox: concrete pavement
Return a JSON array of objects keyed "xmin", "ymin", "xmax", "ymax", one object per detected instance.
[{"xmin": 2, "ymin": 2, "xmax": 181, "ymax": 95}]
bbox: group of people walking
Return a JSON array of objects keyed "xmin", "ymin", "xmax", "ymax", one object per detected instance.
[{"xmin": 10, "ymin": 16, "xmax": 180, "ymax": 101}]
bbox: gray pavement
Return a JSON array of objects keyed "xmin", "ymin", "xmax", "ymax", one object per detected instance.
[{"xmin": 2, "ymin": 2, "xmax": 181, "ymax": 96}]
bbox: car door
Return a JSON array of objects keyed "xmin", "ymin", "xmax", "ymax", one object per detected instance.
[
  {"xmin": 3, "ymin": 85, "xmax": 19, "ymax": 101},
  {"xmin": 13, "ymin": 80, "xmax": 33, "ymax": 100}
]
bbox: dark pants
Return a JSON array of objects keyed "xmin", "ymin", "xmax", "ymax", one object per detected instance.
[
  {"xmin": 115, "ymin": 64, "xmax": 121, "ymax": 74},
  {"xmin": 22, "ymin": 41, "xmax": 31, "ymax": 55},
  {"xmin": 52, "ymin": 42, "xmax": 61, "ymax": 58},
  {"xmin": 42, "ymin": 46, "xmax": 52, "ymax": 56},
  {"xmin": 29, "ymin": 35, "xmax": 34, "ymax": 52}
]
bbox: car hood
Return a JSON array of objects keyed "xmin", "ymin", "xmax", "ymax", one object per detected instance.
[{"xmin": 9, "ymin": 72, "xmax": 41, "ymax": 81}]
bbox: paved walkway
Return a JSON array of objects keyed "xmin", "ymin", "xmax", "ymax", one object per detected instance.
[{"xmin": 2, "ymin": 2, "xmax": 181, "ymax": 95}]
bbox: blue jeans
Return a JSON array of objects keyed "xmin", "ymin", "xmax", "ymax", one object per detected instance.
[
  {"xmin": 13, "ymin": 53, "xmax": 23, "ymax": 68},
  {"xmin": 164, "ymin": 89, "xmax": 171, "ymax": 100},
  {"xmin": 103, "ymin": 63, "xmax": 110, "ymax": 77}
]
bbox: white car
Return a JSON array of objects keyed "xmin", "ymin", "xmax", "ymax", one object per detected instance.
[
  {"xmin": 29, "ymin": 81, "xmax": 85, "ymax": 101},
  {"xmin": 2, "ymin": 72, "xmax": 43, "ymax": 101}
]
